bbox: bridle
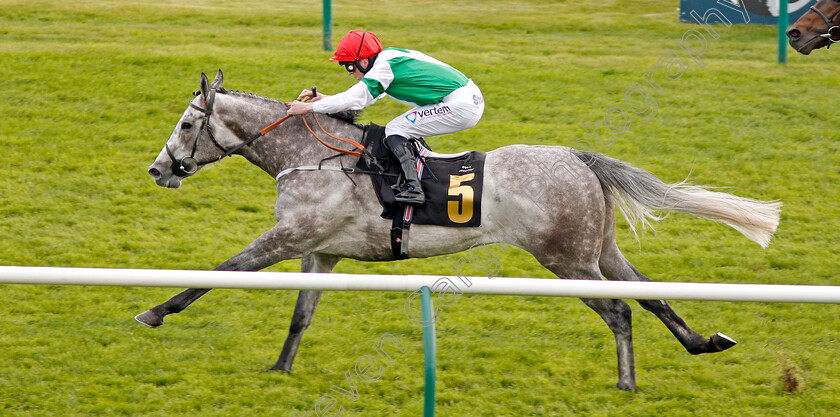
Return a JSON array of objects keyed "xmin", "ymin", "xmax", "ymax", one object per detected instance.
[
  {"xmin": 809, "ymin": 0, "xmax": 840, "ymax": 47},
  {"xmin": 165, "ymin": 88, "xmax": 239, "ymax": 177},
  {"xmin": 165, "ymin": 88, "xmax": 364, "ymax": 177}
]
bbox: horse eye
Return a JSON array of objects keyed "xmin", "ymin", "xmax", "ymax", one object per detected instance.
[{"xmin": 181, "ymin": 122, "xmax": 193, "ymax": 130}]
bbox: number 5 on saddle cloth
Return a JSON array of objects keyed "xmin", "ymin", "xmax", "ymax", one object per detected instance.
[{"xmin": 356, "ymin": 124, "xmax": 486, "ymax": 259}]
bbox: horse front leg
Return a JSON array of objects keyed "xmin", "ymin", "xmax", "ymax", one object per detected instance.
[
  {"xmin": 269, "ymin": 253, "xmax": 340, "ymax": 372},
  {"xmin": 135, "ymin": 225, "xmax": 302, "ymax": 328},
  {"xmin": 135, "ymin": 288, "xmax": 212, "ymax": 327}
]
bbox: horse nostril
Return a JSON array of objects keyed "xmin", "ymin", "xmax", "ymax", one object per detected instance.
[
  {"xmin": 149, "ymin": 167, "xmax": 161, "ymax": 179},
  {"xmin": 787, "ymin": 28, "xmax": 801, "ymax": 40}
]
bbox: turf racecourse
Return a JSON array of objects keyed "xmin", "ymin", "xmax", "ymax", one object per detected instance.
[{"xmin": 1, "ymin": 0, "xmax": 839, "ymax": 415}]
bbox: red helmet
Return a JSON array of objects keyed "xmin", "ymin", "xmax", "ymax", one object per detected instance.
[{"xmin": 330, "ymin": 30, "xmax": 383, "ymax": 62}]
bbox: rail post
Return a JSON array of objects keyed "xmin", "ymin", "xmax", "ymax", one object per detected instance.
[
  {"xmin": 323, "ymin": 0, "xmax": 333, "ymax": 51},
  {"xmin": 420, "ymin": 286, "xmax": 436, "ymax": 417},
  {"xmin": 778, "ymin": 0, "xmax": 788, "ymax": 63}
]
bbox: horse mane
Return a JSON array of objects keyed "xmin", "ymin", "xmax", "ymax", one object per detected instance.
[
  {"xmin": 325, "ymin": 109, "xmax": 362, "ymax": 125},
  {"xmin": 219, "ymin": 88, "xmax": 362, "ymax": 126}
]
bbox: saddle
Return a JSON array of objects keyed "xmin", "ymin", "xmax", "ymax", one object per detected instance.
[{"xmin": 356, "ymin": 124, "xmax": 486, "ymax": 259}]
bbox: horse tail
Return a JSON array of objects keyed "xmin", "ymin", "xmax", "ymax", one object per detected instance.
[{"xmin": 571, "ymin": 149, "xmax": 781, "ymax": 248}]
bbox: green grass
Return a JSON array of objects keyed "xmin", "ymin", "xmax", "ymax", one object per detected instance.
[{"xmin": 1, "ymin": 0, "xmax": 839, "ymax": 415}]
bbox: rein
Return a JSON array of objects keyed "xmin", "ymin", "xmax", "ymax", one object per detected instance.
[
  {"xmin": 166, "ymin": 88, "xmax": 365, "ymax": 177},
  {"xmin": 301, "ymin": 113, "xmax": 365, "ymax": 157}
]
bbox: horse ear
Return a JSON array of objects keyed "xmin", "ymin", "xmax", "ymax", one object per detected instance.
[
  {"xmin": 210, "ymin": 69, "xmax": 224, "ymax": 89},
  {"xmin": 199, "ymin": 72, "xmax": 211, "ymax": 104}
]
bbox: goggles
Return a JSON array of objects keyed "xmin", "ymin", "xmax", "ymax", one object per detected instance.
[{"xmin": 341, "ymin": 62, "xmax": 356, "ymax": 73}]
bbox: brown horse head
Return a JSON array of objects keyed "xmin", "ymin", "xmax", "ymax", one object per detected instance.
[{"xmin": 787, "ymin": 0, "xmax": 840, "ymax": 54}]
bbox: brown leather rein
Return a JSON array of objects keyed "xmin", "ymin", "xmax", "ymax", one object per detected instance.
[
  {"xmin": 259, "ymin": 112, "xmax": 365, "ymax": 157},
  {"xmin": 302, "ymin": 113, "xmax": 365, "ymax": 157},
  {"xmin": 166, "ymin": 88, "xmax": 366, "ymax": 178}
]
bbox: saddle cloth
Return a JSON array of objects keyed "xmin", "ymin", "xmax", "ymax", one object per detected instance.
[{"xmin": 356, "ymin": 124, "xmax": 485, "ymax": 228}]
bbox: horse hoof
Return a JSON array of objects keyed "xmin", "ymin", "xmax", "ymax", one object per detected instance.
[
  {"xmin": 711, "ymin": 332, "xmax": 737, "ymax": 352},
  {"xmin": 135, "ymin": 310, "xmax": 164, "ymax": 328},
  {"xmin": 267, "ymin": 362, "xmax": 293, "ymax": 373},
  {"xmin": 615, "ymin": 379, "xmax": 637, "ymax": 391}
]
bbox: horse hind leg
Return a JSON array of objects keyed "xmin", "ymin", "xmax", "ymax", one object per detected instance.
[
  {"xmin": 581, "ymin": 296, "xmax": 637, "ymax": 391},
  {"xmin": 628, "ymin": 261, "xmax": 736, "ymax": 354},
  {"xmin": 598, "ymin": 241, "xmax": 736, "ymax": 355},
  {"xmin": 268, "ymin": 253, "xmax": 340, "ymax": 372},
  {"xmin": 545, "ymin": 263, "xmax": 637, "ymax": 391}
]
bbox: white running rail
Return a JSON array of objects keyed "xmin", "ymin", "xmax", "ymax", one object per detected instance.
[{"xmin": 2, "ymin": 266, "xmax": 840, "ymax": 304}]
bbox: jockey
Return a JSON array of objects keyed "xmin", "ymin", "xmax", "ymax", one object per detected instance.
[{"xmin": 287, "ymin": 30, "xmax": 485, "ymax": 205}]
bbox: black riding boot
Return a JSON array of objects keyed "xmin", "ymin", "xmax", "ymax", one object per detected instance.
[{"xmin": 387, "ymin": 135, "xmax": 425, "ymax": 205}]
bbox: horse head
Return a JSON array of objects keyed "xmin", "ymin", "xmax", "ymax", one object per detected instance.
[
  {"xmin": 787, "ymin": 0, "xmax": 840, "ymax": 54},
  {"xmin": 149, "ymin": 70, "xmax": 365, "ymax": 189},
  {"xmin": 149, "ymin": 70, "xmax": 233, "ymax": 188}
]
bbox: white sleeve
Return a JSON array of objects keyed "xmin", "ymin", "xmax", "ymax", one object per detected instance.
[{"xmin": 312, "ymin": 82, "xmax": 379, "ymax": 113}]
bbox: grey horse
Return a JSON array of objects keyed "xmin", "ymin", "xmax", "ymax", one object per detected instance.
[{"xmin": 138, "ymin": 70, "xmax": 781, "ymax": 391}]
